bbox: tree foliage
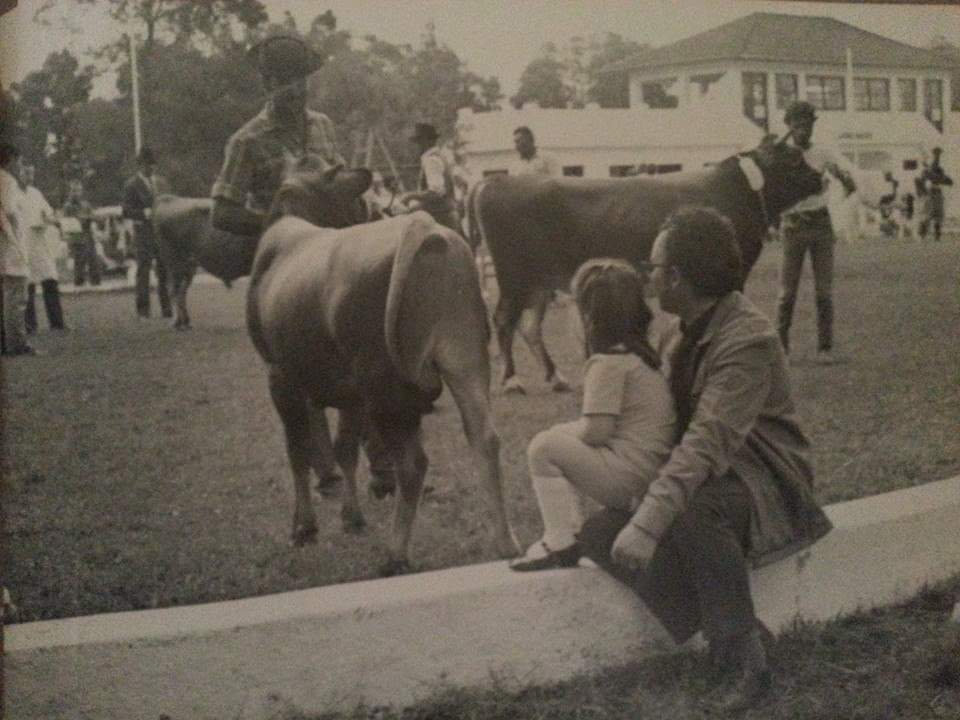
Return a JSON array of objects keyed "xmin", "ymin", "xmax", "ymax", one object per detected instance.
[
  {"xmin": 6, "ymin": 50, "xmax": 95, "ymax": 204},
  {"xmin": 21, "ymin": 4, "xmax": 501, "ymax": 202},
  {"xmin": 512, "ymin": 33, "xmax": 647, "ymax": 109}
]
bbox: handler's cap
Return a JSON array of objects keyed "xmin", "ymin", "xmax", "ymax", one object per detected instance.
[
  {"xmin": 784, "ymin": 100, "xmax": 817, "ymax": 124},
  {"xmin": 933, "ymin": 146, "xmax": 943, "ymax": 154},
  {"xmin": 410, "ymin": 122, "xmax": 439, "ymax": 144},
  {"xmin": 137, "ymin": 147, "xmax": 157, "ymax": 166},
  {"xmin": 247, "ymin": 35, "xmax": 324, "ymax": 85}
]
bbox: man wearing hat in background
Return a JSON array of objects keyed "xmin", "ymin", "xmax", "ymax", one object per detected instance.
[
  {"xmin": 401, "ymin": 122, "xmax": 460, "ymax": 232},
  {"xmin": 918, "ymin": 146, "xmax": 953, "ymax": 242},
  {"xmin": 775, "ymin": 100, "xmax": 857, "ymax": 365},
  {"xmin": 211, "ymin": 34, "xmax": 400, "ymax": 488},
  {"xmin": 122, "ymin": 147, "xmax": 172, "ymax": 319},
  {"xmin": 210, "ymin": 34, "xmax": 344, "ymax": 250}
]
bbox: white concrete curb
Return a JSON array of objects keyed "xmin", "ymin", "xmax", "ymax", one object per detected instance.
[{"xmin": 6, "ymin": 475, "xmax": 960, "ymax": 719}]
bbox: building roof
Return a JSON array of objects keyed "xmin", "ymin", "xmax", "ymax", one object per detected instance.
[{"xmin": 605, "ymin": 12, "xmax": 957, "ymax": 74}]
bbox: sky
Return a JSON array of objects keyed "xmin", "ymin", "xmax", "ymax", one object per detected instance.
[{"xmin": 1, "ymin": 0, "xmax": 958, "ymax": 98}]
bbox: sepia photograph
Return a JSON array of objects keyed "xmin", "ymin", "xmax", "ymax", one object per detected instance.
[{"xmin": 2, "ymin": 0, "xmax": 959, "ymax": 717}]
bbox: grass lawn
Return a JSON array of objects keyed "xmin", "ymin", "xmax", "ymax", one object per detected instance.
[{"xmin": 2, "ymin": 234, "xmax": 959, "ymax": 622}]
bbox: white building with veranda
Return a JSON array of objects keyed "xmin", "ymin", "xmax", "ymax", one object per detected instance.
[{"xmin": 457, "ymin": 11, "xmax": 958, "ymax": 230}]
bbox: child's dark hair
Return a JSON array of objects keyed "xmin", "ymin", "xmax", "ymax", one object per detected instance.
[{"xmin": 571, "ymin": 258, "xmax": 660, "ymax": 369}]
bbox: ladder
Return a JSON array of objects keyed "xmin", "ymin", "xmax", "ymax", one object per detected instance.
[{"xmin": 351, "ymin": 128, "xmax": 408, "ymax": 193}]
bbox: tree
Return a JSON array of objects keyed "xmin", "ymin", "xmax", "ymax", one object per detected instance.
[
  {"xmin": 512, "ymin": 33, "xmax": 648, "ymax": 110},
  {"xmin": 585, "ymin": 33, "xmax": 648, "ymax": 108},
  {"xmin": 36, "ymin": 0, "xmax": 267, "ymax": 53},
  {"xmin": 511, "ymin": 47, "xmax": 572, "ymax": 109},
  {"xmin": 12, "ymin": 50, "xmax": 95, "ymax": 202}
]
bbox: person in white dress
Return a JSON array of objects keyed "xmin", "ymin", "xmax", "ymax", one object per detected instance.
[
  {"xmin": 1, "ymin": 143, "xmax": 38, "ymax": 356},
  {"xmin": 17, "ymin": 162, "xmax": 66, "ymax": 333}
]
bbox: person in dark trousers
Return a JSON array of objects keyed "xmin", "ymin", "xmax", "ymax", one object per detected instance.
[
  {"xmin": 1, "ymin": 142, "xmax": 39, "ymax": 356},
  {"xmin": 577, "ymin": 206, "xmax": 832, "ymax": 713},
  {"xmin": 18, "ymin": 162, "xmax": 66, "ymax": 333},
  {"xmin": 122, "ymin": 147, "xmax": 171, "ymax": 318},
  {"xmin": 61, "ymin": 178, "xmax": 100, "ymax": 287},
  {"xmin": 919, "ymin": 147, "xmax": 953, "ymax": 241},
  {"xmin": 211, "ymin": 34, "xmax": 397, "ymax": 490},
  {"xmin": 775, "ymin": 101, "xmax": 857, "ymax": 364}
]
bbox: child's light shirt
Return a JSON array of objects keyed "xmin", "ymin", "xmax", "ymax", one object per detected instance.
[{"xmin": 582, "ymin": 352, "xmax": 676, "ymax": 488}]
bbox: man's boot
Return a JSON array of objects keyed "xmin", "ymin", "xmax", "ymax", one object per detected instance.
[{"xmin": 714, "ymin": 626, "xmax": 772, "ymax": 713}]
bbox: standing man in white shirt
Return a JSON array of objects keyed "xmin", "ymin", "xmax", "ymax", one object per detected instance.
[
  {"xmin": 402, "ymin": 122, "xmax": 460, "ymax": 232},
  {"xmin": 18, "ymin": 162, "xmax": 66, "ymax": 333},
  {"xmin": 775, "ymin": 101, "xmax": 856, "ymax": 364},
  {"xmin": 509, "ymin": 126, "xmax": 559, "ymax": 177},
  {"xmin": 1, "ymin": 143, "xmax": 38, "ymax": 356}
]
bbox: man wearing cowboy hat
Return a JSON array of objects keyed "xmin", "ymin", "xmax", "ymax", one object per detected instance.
[
  {"xmin": 400, "ymin": 122, "xmax": 460, "ymax": 232},
  {"xmin": 211, "ymin": 34, "xmax": 345, "ymax": 243},
  {"xmin": 123, "ymin": 146, "xmax": 172, "ymax": 319},
  {"xmin": 775, "ymin": 100, "xmax": 856, "ymax": 365}
]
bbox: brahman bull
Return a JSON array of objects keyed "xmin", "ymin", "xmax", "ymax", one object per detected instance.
[
  {"xmin": 248, "ymin": 164, "xmax": 520, "ymax": 574},
  {"xmin": 152, "ymin": 198, "xmax": 261, "ymax": 329},
  {"xmin": 468, "ymin": 134, "xmax": 824, "ymax": 393}
]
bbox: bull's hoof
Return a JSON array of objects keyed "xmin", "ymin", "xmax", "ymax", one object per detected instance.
[
  {"xmin": 502, "ymin": 377, "xmax": 526, "ymax": 395},
  {"xmin": 316, "ymin": 473, "xmax": 344, "ymax": 498},
  {"xmin": 341, "ymin": 506, "xmax": 367, "ymax": 534},
  {"xmin": 379, "ymin": 558, "xmax": 412, "ymax": 577},
  {"xmin": 369, "ymin": 473, "xmax": 397, "ymax": 500},
  {"xmin": 550, "ymin": 373, "xmax": 572, "ymax": 393},
  {"xmin": 290, "ymin": 525, "xmax": 319, "ymax": 547}
]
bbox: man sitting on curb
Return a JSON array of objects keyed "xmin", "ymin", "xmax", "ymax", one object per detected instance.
[{"xmin": 577, "ymin": 207, "xmax": 833, "ymax": 712}]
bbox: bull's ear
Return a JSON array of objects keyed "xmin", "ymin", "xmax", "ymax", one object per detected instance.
[
  {"xmin": 342, "ymin": 168, "xmax": 373, "ymax": 197},
  {"xmin": 322, "ymin": 164, "xmax": 344, "ymax": 185}
]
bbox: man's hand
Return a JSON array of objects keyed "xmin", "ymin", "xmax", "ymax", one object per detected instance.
[{"xmin": 611, "ymin": 522, "xmax": 658, "ymax": 572}]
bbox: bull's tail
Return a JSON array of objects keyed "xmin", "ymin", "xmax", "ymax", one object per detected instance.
[
  {"xmin": 464, "ymin": 179, "xmax": 489, "ymax": 254},
  {"xmin": 384, "ymin": 213, "xmax": 486, "ymax": 394}
]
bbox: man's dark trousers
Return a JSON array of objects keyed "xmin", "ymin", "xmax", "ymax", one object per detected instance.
[
  {"xmin": 578, "ymin": 473, "xmax": 756, "ymax": 646},
  {"xmin": 134, "ymin": 224, "xmax": 171, "ymax": 318},
  {"xmin": 25, "ymin": 279, "xmax": 65, "ymax": 332},
  {"xmin": 71, "ymin": 234, "xmax": 101, "ymax": 287}
]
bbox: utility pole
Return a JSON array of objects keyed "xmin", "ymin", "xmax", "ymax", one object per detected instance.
[{"xmin": 129, "ymin": 34, "xmax": 143, "ymax": 154}]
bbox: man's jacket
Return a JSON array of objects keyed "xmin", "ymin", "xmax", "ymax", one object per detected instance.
[{"xmin": 637, "ymin": 291, "xmax": 832, "ymax": 567}]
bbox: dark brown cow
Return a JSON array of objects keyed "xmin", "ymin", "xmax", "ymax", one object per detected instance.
[
  {"xmin": 469, "ymin": 135, "xmax": 824, "ymax": 393},
  {"xmin": 152, "ymin": 197, "xmax": 260, "ymax": 329},
  {"xmin": 248, "ymin": 165, "xmax": 520, "ymax": 575}
]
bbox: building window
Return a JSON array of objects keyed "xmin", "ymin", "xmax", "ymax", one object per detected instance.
[
  {"xmin": 806, "ymin": 75, "xmax": 845, "ymax": 110},
  {"xmin": 562, "ymin": 166, "xmax": 584, "ymax": 177},
  {"xmin": 641, "ymin": 79, "xmax": 679, "ymax": 108},
  {"xmin": 924, "ymin": 78, "xmax": 944, "ymax": 132},
  {"xmin": 482, "ymin": 169, "xmax": 508, "ymax": 178},
  {"xmin": 775, "ymin": 74, "xmax": 798, "ymax": 110},
  {"xmin": 609, "ymin": 165, "xmax": 635, "ymax": 177},
  {"xmin": 897, "ymin": 78, "xmax": 917, "ymax": 111},
  {"xmin": 742, "ymin": 72, "xmax": 768, "ymax": 130},
  {"xmin": 689, "ymin": 72, "xmax": 724, "ymax": 95},
  {"xmin": 854, "ymin": 78, "xmax": 890, "ymax": 111}
]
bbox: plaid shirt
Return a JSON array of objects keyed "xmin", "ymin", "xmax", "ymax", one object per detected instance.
[{"xmin": 211, "ymin": 101, "xmax": 345, "ymax": 213}]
